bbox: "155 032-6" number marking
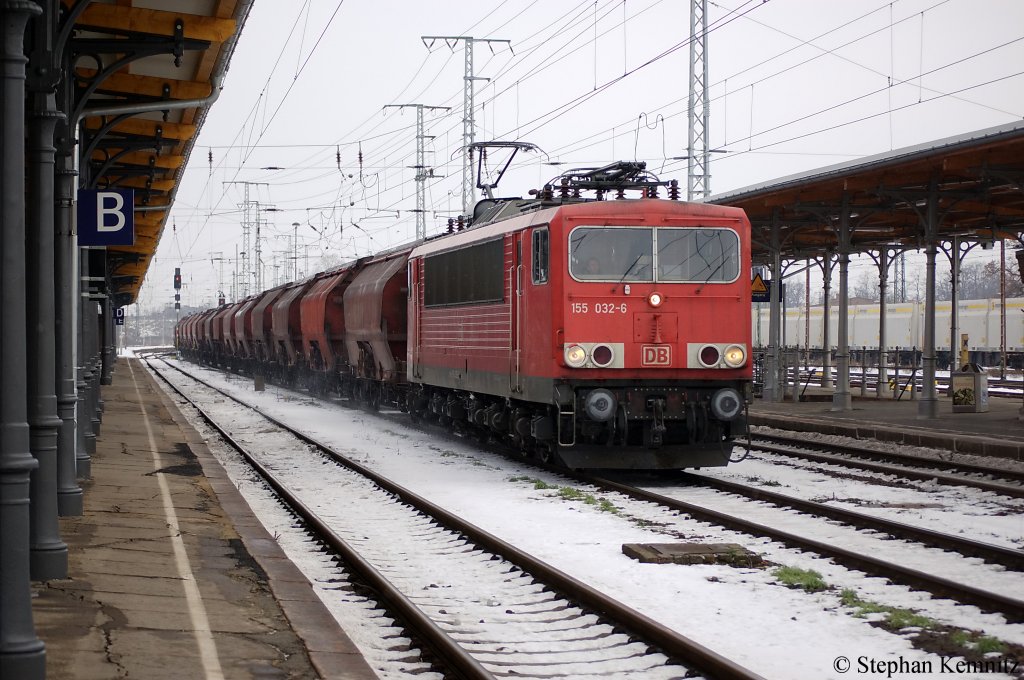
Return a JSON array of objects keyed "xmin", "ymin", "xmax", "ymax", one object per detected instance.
[{"xmin": 570, "ymin": 302, "xmax": 627, "ymax": 314}]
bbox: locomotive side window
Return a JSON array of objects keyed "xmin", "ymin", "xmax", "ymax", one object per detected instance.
[
  {"xmin": 423, "ymin": 239, "xmax": 504, "ymax": 307},
  {"xmin": 656, "ymin": 228, "xmax": 740, "ymax": 283},
  {"xmin": 532, "ymin": 227, "xmax": 549, "ymax": 284},
  {"xmin": 569, "ymin": 227, "xmax": 654, "ymax": 282}
]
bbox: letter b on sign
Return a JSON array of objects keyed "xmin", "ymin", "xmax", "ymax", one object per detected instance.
[
  {"xmin": 77, "ymin": 189, "xmax": 135, "ymax": 246},
  {"xmin": 97, "ymin": 192, "xmax": 126, "ymax": 232}
]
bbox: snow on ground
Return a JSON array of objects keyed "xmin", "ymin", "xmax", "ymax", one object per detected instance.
[
  {"xmin": 151, "ymin": 356, "xmax": 1024, "ymax": 680},
  {"xmin": 695, "ymin": 450, "xmax": 1024, "ymax": 551}
]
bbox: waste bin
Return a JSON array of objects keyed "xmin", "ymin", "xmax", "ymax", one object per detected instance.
[{"xmin": 951, "ymin": 363, "xmax": 988, "ymax": 413}]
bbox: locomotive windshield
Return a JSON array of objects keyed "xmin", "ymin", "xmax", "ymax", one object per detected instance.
[{"xmin": 569, "ymin": 226, "xmax": 739, "ymax": 283}]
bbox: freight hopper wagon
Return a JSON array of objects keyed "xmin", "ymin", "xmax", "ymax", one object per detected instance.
[{"xmin": 406, "ymin": 163, "xmax": 753, "ymax": 469}]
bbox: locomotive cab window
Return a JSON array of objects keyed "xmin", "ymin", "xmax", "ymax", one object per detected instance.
[
  {"xmin": 657, "ymin": 228, "xmax": 740, "ymax": 283},
  {"xmin": 532, "ymin": 226, "xmax": 549, "ymax": 284},
  {"xmin": 569, "ymin": 225, "xmax": 739, "ymax": 283},
  {"xmin": 569, "ymin": 227, "xmax": 653, "ymax": 282}
]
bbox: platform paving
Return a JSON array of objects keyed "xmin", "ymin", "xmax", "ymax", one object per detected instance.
[{"xmin": 32, "ymin": 357, "xmax": 377, "ymax": 680}]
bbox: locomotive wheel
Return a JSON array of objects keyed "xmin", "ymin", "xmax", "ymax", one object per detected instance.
[{"xmin": 538, "ymin": 444, "xmax": 562, "ymax": 465}]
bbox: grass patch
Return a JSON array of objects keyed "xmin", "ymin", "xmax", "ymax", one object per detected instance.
[
  {"xmin": 598, "ymin": 499, "xmax": 619, "ymax": 514},
  {"xmin": 773, "ymin": 566, "xmax": 828, "ymax": 593},
  {"xmin": 532, "ymin": 479, "xmax": 553, "ymax": 490},
  {"xmin": 558, "ymin": 486, "xmax": 585, "ymax": 501},
  {"xmin": 835, "ymin": 589, "xmax": 1017, "ymax": 663},
  {"xmin": 973, "ymin": 636, "xmax": 1006, "ymax": 654},
  {"xmin": 887, "ymin": 608, "xmax": 935, "ymax": 630},
  {"xmin": 507, "ymin": 475, "xmax": 532, "ymax": 483},
  {"xmin": 840, "ymin": 589, "xmax": 935, "ymax": 628}
]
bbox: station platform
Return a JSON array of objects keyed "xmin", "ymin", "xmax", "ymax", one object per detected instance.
[
  {"xmin": 750, "ymin": 387, "xmax": 1024, "ymax": 461},
  {"xmin": 32, "ymin": 357, "xmax": 377, "ymax": 680}
]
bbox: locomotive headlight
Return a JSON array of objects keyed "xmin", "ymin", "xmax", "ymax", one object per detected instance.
[
  {"xmin": 710, "ymin": 388, "xmax": 743, "ymax": 421},
  {"xmin": 723, "ymin": 344, "xmax": 747, "ymax": 368},
  {"xmin": 648, "ymin": 291, "xmax": 664, "ymax": 307},
  {"xmin": 564, "ymin": 344, "xmax": 588, "ymax": 368}
]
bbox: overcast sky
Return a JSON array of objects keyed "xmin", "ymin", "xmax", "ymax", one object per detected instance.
[{"xmin": 141, "ymin": 0, "xmax": 1024, "ymax": 309}]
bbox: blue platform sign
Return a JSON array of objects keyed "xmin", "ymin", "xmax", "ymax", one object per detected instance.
[
  {"xmin": 78, "ymin": 189, "xmax": 135, "ymax": 246},
  {"xmin": 115, "ymin": 307, "xmax": 125, "ymax": 326}
]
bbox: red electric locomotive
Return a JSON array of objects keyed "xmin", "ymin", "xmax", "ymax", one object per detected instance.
[
  {"xmin": 406, "ymin": 162, "xmax": 751, "ymax": 468},
  {"xmin": 176, "ymin": 160, "xmax": 751, "ymax": 470}
]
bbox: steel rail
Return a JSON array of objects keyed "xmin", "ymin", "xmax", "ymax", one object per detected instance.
[
  {"xmin": 753, "ymin": 433, "xmax": 1024, "ymax": 484},
  {"xmin": 582, "ymin": 473, "xmax": 1024, "ymax": 624},
  {"xmin": 749, "ymin": 439, "xmax": 1024, "ymax": 499},
  {"xmin": 150, "ymin": 357, "xmax": 766, "ymax": 680},
  {"xmin": 674, "ymin": 471, "xmax": 1024, "ymax": 571},
  {"xmin": 147, "ymin": 359, "xmax": 493, "ymax": 680}
]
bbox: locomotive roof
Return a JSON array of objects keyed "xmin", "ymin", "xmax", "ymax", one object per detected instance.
[{"xmin": 410, "ymin": 197, "xmax": 747, "ymax": 259}]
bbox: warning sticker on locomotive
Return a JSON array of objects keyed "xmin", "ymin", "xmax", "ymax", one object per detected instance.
[{"xmin": 641, "ymin": 345, "xmax": 672, "ymax": 366}]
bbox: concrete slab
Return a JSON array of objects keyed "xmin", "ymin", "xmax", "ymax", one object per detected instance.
[{"xmin": 622, "ymin": 542, "xmax": 764, "ymax": 566}]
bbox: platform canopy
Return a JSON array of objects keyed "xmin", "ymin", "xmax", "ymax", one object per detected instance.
[
  {"xmin": 709, "ymin": 121, "xmax": 1024, "ymax": 262},
  {"xmin": 67, "ymin": 0, "xmax": 251, "ymax": 305}
]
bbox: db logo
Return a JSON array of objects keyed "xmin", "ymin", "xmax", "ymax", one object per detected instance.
[{"xmin": 641, "ymin": 345, "xmax": 671, "ymax": 366}]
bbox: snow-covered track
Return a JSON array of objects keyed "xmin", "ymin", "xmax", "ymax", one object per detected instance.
[
  {"xmin": 671, "ymin": 471, "xmax": 1024, "ymax": 571},
  {"xmin": 749, "ymin": 435, "xmax": 1024, "ymax": 499},
  {"xmin": 149, "ymin": 357, "xmax": 765, "ymax": 680},
  {"xmin": 580, "ymin": 472, "xmax": 1024, "ymax": 623}
]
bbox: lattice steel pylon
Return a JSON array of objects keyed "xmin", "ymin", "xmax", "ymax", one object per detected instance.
[
  {"xmin": 223, "ymin": 181, "xmax": 267, "ymax": 298},
  {"xmin": 422, "ymin": 36, "xmax": 510, "ymax": 218},
  {"xmin": 687, "ymin": 0, "xmax": 711, "ymax": 200},
  {"xmin": 384, "ymin": 103, "xmax": 450, "ymax": 240}
]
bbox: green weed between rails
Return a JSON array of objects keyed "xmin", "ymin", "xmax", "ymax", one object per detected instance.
[
  {"xmin": 509, "ymin": 477, "xmax": 620, "ymax": 514},
  {"xmin": 773, "ymin": 566, "xmax": 828, "ymax": 592},
  {"xmin": 839, "ymin": 589, "xmax": 1007, "ymax": 655}
]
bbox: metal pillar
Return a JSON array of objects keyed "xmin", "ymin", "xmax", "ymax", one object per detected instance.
[
  {"xmin": 918, "ymin": 179, "xmax": 940, "ymax": 418},
  {"xmin": 876, "ymin": 249, "xmax": 891, "ymax": 397},
  {"xmin": 949, "ymin": 235, "xmax": 961, "ymax": 371},
  {"xmin": 687, "ymin": 0, "xmax": 710, "ymax": 200},
  {"xmin": 77, "ymin": 249, "xmax": 96, "ymax": 467},
  {"xmin": 101, "ymin": 294, "xmax": 114, "ymax": 385},
  {"xmin": 27, "ymin": 86, "xmax": 68, "ymax": 580},
  {"xmin": 383, "ymin": 103, "xmax": 449, "ymax": 240},
  {"xmin": 421, "ymin": 35, "xmax": 509, "ymax": 218},
  {"xmin": 763, "ymin": 219, "xmax": 782, "ymax": 401},
  {"xmin": 89, "ymin": 292, "xmax": 102, "ymax": 439},
  {"xmin": 1000, "ymin": 239, "xmax": 1007, "ymax": 378},
  {"xmin": 0, "ymin": 2, "xmax": 47, "ymax": 676},
  {"xmin": 820, "ymin": 251, "xmax": 833, "ymax": 388},
  {"xmin": 832, "ymin": 201, "xmax": 852, "ymax": 411},
  {"xmin": 55, "ymin": 143, "xmax": 87, "ymax": 488}
]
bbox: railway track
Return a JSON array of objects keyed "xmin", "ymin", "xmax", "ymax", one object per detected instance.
[
  {"xmin": 747, "ymin": 434, "xmax": 1024, "ymax": 499},
  {"xmin": 148, "ymin": 356, "xmax": 764, "ymax": 680},
  {"xmin": 576, "ymin": 470, "xmax": 1024, "ymax": 624},
  {"xmin": 662, "ymin": 471, "xmax": 1024, "ymax": 571}
]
